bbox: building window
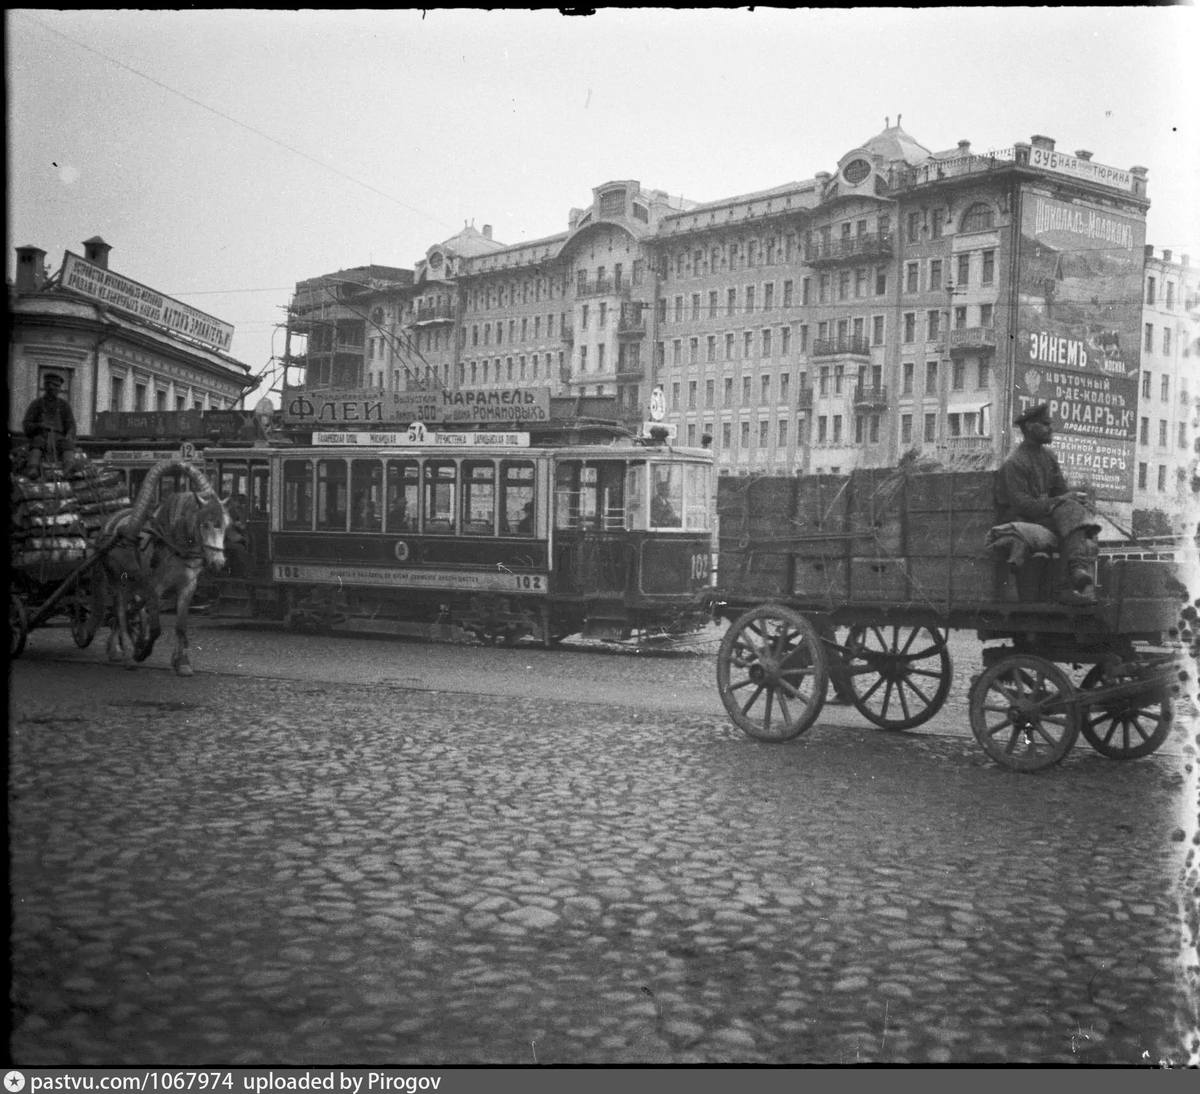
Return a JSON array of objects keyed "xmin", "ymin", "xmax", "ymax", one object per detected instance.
[
  {"xmin": 1158, "ymin": 464, "xmax": 1167, "ymax": 491},
  {"xmin": 779, "ymin": 373, "xmax": 790, "ymax": 402},
  {"xmin": 721, "ymin": 422, "xmax": 732, "ymax": 448},
  {"xmin": 758, "ymin": 419, "xmax": 769, "ymax": 448},
  {"xmin": 904, "ymin": 313, "xmax": 916, "ymax": 343},
  {"xmin": 902, "ymin": 362, "xmax": 914, "ymax": 395},
  {"xmin": 954, "ymin": 253, "xmax": 969, "ymax": 289},
  {"xmin": 1139, "ymin": 417, "xmax": 1149, "ymax": 445},
  {"xmin": 596, "ymin": 346, "xmax": 605, "ymax": 372},
  {"xmin": 1142, "ymin": 370, "xmax": 1152, "ymax": 398},
  {"xmin": 802, "ymin": 278, "xmax": 812, "ymax": 306},
  {"xmin": 981, "ymin": 250, "xmax": 995, "ymax": 285},
  {"xmin": 672, "ymin": 382, "xmax": 681, "ymax": 410},
  {"xmin": 707, "ymin": 335, "xmax": 716, "ymax": 363},
  {"xmin": 1164, "ymin": 328, "xmax": 1172, "ymax": 355},
  {"xmin": 783, "ymin": 280, "xmax": 794, "ymax": 308},
  {"xmin": 727, "ymin": 288, "xmax": 737, "ymax": 316},
  {"xmin": 1180, "ymin": 421, "xmax": 1188, "ymax": 448},
  {"xmin": 929, "ymin": 260, "xmax": 942, "ymax": 291},
  {"xmin": 781, "ymin": 326, "xmax": 791, "ymax": 355},
  {"xmin": 760, "ymin": 375, "xmax": 771, "ymax": 404},
  {"xmin": 674, "ymin": 296, "xmax": 683, "ymax": 322},
  {"xmin": 742, "ymin": 376, "xmax": 752, "ymax": 406},
  {"xmin": 1145, "ymin": 324, "xmax": 1153, "ymax": 352},
  {"xmin": 834, "ymin": 365, "xmax": 844, "ymax": 395},
  {"xmin": 832, "ymin": 415, "xmax": 843, "ymax": 443},
  {"xmin": 819, "ymin": 275, "xmax": 829, "ymax": 304},
  {"xmin": 901, "ymin": 414, "xmax": 912, "ymax": 444},
  {"xmin": 176, "ymin": 395, "xmax": 186, "ymax": 411},
  {"xmin": 1146, "ymin": 276, "xmax": 1157, "ymax": 306},
  {"xmin": 1138, "ymin": 462, "xmax": 1148, "ymax": 489},
  {"xmin": 925, "ymin": 361, "xmax": 938, "ymax": 395},
  {"xmin": 155, "ymin": 389, "xmax": 167, "ymax": 411},
  {"xmin": 952, "ymin": 360, "xmax": 966, "ymax": 391},
  {"xmin": 977, "ymin": 359, "xmax": 990, "ymax": 389},
  {"xmin": 706, "ymin": 379, "xmax": 715, "ymax": 406},
  {"xmin": 724, "ymin": 377, "xmax": 733, "ymax": 406},
  {"xmin": 931, "ymin": 208, "xmax": 945, "ymax": 240},
  {"xmin": 906, "ymin": 263, "xmax": 919, "ymax": 293},
  {"xmin": 907, "ymin": 211, "xmax": 921, "ymax": 243},
  {"xmin": 819, "ymin": 367, "xmax": 830, "ymax": 397},
  {"xmin": 598, "ymin": 304, "xmax": 607, "ymax": 328},
  {"xmin": 689, "ymin": 337, "xmax": 699, "ymax": 364},
  {"xmin": 709, "ymin": 291, "xmax": 718, "ymax": 318},
  {"xmin": 692, "ymin": 293, "xmax": 701, "ymax": 320},
  {"xmin": 875, "ymin": 267, "xmax": 887, "ymax": 295},
  {"xmin": 838, "ymin": 271, "xmax": 850, "ymax": 301},
  {"xmin": 799, "ymin": 324, "xmax": 809, "ymax": 353},
  {"xmin": 778, "ymin": 419, "xmax": 788, "ymax": 447},
  {"xmin": 725, "ymin": 333, "xmax": 735, "ymax": 360},
  {"xmin": 961, "ymin": 203, "xmax": 995, "ymax": 232},
  {"xmin": 927, "ymin": 310, "xmax": 941, "ymax": 340},
  {"xmin": 762, "ymin": 329, "xmax": 772, "ymax": 357},
  {"xmin": 855, "ymin": 415, "xmax": 865, "ymax": 444},
  {"xmin": 673, "ymin": 340, "xmax": 682, "ymax": 366},
  {"xmin": 924, "ymin": 413, "xmax": 936, "ymax": 443},
  {"xmin": 872, "ymin": 315, "xmax": 884, "ymax": 345},
  {"xmin": 870, "ymin": 414, "xmax": 880, "ymax": 444},
  {"xmin": 764, "ymin": 283, "xmax": 774, "ymax": 310},
  {"xmin": 980, "ymin": 303, "xmax": 994, "ymax": 328},
  {"xmin": 687, "ymin": 423, "xmax": 696, "ymax": 446},
  {"xmin": 745, "ymin": 286, "xmax": 756, "ymax": 314},
  {"xmin": 1159, "ymin": 419, "xmax": 1168, "ymax": 448},
  {"xmin": 1166, "ymin": 282, "xmax": 1175, "ymax": 310},
  {"xmin": 744, "ymin": 332, "xmax": 753, "ymax": 358},
  {"xmin": 110, "ymin": 375, "xmax": 124, "ymax": 411},
  {"xmin": 741, "ymin": 421, "xmax": 750, "ymax": 448},
  {"xmin": 1161, "ymin": 375, "xmax": 1170, "ymax": 401},
  {"xmin": 688, "ymin": 381, "xmax": 697, "ymax": 410},
  {"xmin": 954, "ymin": 306, "xmax": 968, "ymax": 330}
]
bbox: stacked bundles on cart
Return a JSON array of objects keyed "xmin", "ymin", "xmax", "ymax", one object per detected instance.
[{"xmin": 10, "ymin": 457, "xmax": 130, "ymax": 570}]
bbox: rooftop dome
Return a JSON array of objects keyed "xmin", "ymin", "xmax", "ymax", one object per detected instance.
[{"xmin": 858, "ymin": 117, "xmax": 932, "ymax": 167}]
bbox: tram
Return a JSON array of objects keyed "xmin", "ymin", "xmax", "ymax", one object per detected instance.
[{"xmin": 205, "ymin": 401, "xmax": 715, "ymax": 646}]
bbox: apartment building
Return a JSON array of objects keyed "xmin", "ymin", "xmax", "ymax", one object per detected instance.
[
  {"xmin": 1133, "ymin": 245, "xmax": 1200, "ymax": 531},
  {"xmin": 287, "ymin": 121, "xmax": 1153, "ymax": 513}
]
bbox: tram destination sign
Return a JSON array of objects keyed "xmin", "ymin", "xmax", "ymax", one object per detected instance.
[
  {"xmin": 313, "ymin": 430, "xmax": 530, "ymax": 447},
  {"xmin": 284, "ymin": 386, "xmax": 551, "ymax": 427}
]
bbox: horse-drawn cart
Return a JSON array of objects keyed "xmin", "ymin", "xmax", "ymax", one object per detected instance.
[
  {"xmin": 711, "ymin": 468, "xmax": 1188, "ymax": 772},
  {"xmin": 10, "ymin": 458, "xmax": 155, "ymax": 660}
]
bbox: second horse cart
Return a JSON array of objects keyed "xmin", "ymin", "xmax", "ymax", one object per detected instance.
[{"xmin": 711, "ymin": 468, "xmax": 1187, "ymax": 773}]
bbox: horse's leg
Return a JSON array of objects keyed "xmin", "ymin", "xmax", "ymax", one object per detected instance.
[
  {"xmin": 171, "ymin": 565, "xmax": 200, "ymax": 677},
  {"xmin": 104, "ymin": 570, "xmax": 123, "ymax": 663}
]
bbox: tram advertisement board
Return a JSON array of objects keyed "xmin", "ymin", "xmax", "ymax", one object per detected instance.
[
  {"xmin": 283, "ymin": 387, "xmax": 551, "ymax": 427},
  {"xmin": 273, "ymin": 562, "xmax": 549, "ymax": 595},
  {"xmin": 1012, "ymin": 190, "xmax": 1144, "ymax": 502}
]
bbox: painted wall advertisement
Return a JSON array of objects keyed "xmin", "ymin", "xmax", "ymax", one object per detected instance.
[{"xmin": 1013, "ymin": 192, "xmax": 1144, "ymax": 502}]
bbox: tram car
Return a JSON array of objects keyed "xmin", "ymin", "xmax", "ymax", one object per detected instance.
[{"xmin": 205, "ymin": 402, "xmax": 715, "ymax": 646}]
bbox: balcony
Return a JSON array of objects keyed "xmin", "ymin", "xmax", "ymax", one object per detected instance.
[
  {"xmin": 576, "ymin": 278, "xmax": 631, "ymax": 299},
  {"xmin": 949, "ymin": 326, "xmax": 998, "ymax": 355},
  {"xmin": 811, "ymin": 336, "xmax": 872, "ymax": 360},
  {"xmin": 413, "ymin": 302, "xmax": 455, "ymax": 325},
  {"xmin": 803, "ymin": 233, "xmax": 893, "ymax": 266},
  {"xmin": 853, "ymin": 384, "xmax": 888, "ymax": 410},
  {"xmin": 617, "ymin": 309, "xmax": 646, "ymax": 336}
]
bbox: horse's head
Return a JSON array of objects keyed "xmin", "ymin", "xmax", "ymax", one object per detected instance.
[{"xmin": 195, "ymin": 493, "xmax": 233, "ymax": 573}]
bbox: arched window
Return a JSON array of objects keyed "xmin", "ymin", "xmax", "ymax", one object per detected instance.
[{"xmin": 961, "ymin": 203, "xmax": 995, "ymax": 233}]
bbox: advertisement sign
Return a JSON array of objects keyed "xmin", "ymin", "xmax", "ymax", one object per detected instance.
[
  {"xmin": 273, "ymin": 562, "xmax": 548, "ymax": 595},
  {"xmin": 283, "ymin": 387, "xmax": 551, "ymax": 426},
  {"xmin": 1027, "ymin": 147, "xmax": 1133, "ymax": 192},
  {"xmin": 312, "ymin": 430, "xmax": 530, "ymax": 447},
  {"xmin": 1013, "ymin": 191, "xmax": 1144, "ymax": 502},
  {"xmin": 93, "ymin": 409, "xmax": 259, "ymax": 441},
  {"xmin": 61, "ymin": 252, "xmax": 234, "ymax": 352}
]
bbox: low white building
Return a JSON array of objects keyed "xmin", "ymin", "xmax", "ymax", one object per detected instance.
[{"xmin": 8, "ymin": 237, "xmax": 256, "ymax": 443}]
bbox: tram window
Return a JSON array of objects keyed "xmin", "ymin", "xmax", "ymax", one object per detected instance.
[
  {"xmin": 555, "ymin": 462, "xmax": 581, "ymax": 529},
  {"xmin": 283, "ymin": 459, "xmax": 314, "ymax": 530},
  {"xmin": 423, "ymin": 460, "xmax": 457, "ymax": 534},
  {"xmin": 594, "ymin": 461, "xmax": 626, "ymax": 530},
  {"xmin": 129, "ymin": 468, "xmax": 149, "ymax": 504},
  {"xmin": 385, "ymin": 460, "xmax": 419, "ymax": 532},
  {"xmin": 249, "ymin": 466, "xmax": 270, "ymax": 518},
  {"xmin": 625, "ymin": 463, "xmax": 646, "ymax": 530},
  {"xmin": 316, "ymin": 459, "xmax": 348, "ymax": 531},
  {"xmin": 684, "ymin": 464, "xmax": 712, "ymax": 531},
  {"xmin": 350, "ymin": 459, "xmax": 383, "ymax": 531},
  {"xmin": 554, "ymin": 461, "xmax": 623, "ymax": 530},
  {"xmin": 462, "ymin": 461, "xmax": 496, "ymax": 536},
  {"xmin": 650, "ymin": 465, "xmax": 683, "ymax": 528},
  {"xmin": 218, "ymin": 463, "xmax": 249, "ymax": 503},
  {"xmin": 159, "ymin": 471, "xmax": 185, "ymax": 502},
  {"xmin": 502, "ymin": 460, "xmax": 535, "ymax": 536}
]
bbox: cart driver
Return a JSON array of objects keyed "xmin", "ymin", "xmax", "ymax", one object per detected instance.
[
  {"xmin": 995, "ymin": 403, "xmax": 1100, "ymax": 605},
  {"xmin": 22, "ymin": 372, "xmax": 77, "ymax": 475}
]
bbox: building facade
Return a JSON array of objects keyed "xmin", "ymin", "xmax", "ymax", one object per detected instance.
[
  {"xmin": 1133, "ymin": 245, "xmax": 1200, "ymax": 531},
  {"xmin": 8, "ymin": 237, "xmax": 255, "ymax": 442},
  {"xmin": 287, "ymin": 122, "xmax": 1156, "ymax": 517}
]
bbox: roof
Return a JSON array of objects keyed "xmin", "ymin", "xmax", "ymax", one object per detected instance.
[
  {"xmin": 859, "ymin": 123, "xmax": 933, "ymax": 167},
  {"xmin": 439, "ymin": 224, "xmax": 507, "ymax": 258}
]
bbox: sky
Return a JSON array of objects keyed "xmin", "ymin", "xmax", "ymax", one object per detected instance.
[{"xmin": 7, "ymin": 7, "xmax": 1199, "ymax": 404}]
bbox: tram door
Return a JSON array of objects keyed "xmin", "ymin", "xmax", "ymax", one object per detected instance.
[
  {"xmin": 214, "ymin": 457, "xmax": 271, "ymax": 578},
  {"xmin": 553, "ymin": 459, "xmax": 629, "ymax": 596}
]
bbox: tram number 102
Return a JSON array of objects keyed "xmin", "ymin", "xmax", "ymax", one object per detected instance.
[{"xmin": 690, "ymin": 552, "xmax": 711, "ymax": 581}]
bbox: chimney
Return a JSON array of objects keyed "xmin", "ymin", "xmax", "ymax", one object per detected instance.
[
  {"xmin": 815, "ymin": 171, "xmax": 831, "ymax": 185},
  {"xmin": 1074, "ymin": 150, "xmax": 1092, "ymax": 161},
  {"xmin": 1030, "ymin": 134, "xmax": 1055, "ymax": 151},
  {"xmin": 1163, "ymin": 250, "xmax": 1172, "ymax": 264},
  {"xmin": 83, "ymin": 235, "xmax": 112, "ymax": 269},
  {"xmin": 481, "ymin": 224, "xmax": 492, "ymax": 240},
  {"xmin": 957, "ymin": 140, "xmax": 971, "ymax": 153},
  {"xmin": 14, "ymin": 245, "xmax": 47, "ymax": 292},
  {"xmin": 1145, "ymin": 245, "xmax": 1155, "ymax": 260}
]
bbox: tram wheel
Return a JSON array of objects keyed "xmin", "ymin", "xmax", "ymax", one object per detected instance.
[
  {"xmin": 969, "ymin": 654, "xmax": 1079, "ymax": 772},
  {"xmin": 842, "ymin": 625, "xmax": 952, "ymax": 730},
  {"xmin": 1078, "ymin": 665, "xmax": 1174, "ymax": 760},
  {"xmin": 716, "ymin": 605, "xmax": 827, "ymax": 742}
]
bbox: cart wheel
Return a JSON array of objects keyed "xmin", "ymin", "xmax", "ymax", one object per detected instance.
[
  {"xmin": 842, "ymin": 625, "xmax": 952, "ymax": 730},
  {"xmin": 10, "ymin": 595, "xmax": 29, "ymax": 659},
  {"xmin": 969, "ymin": 654, "xmax": 1079, "ymax": 772},
  {"xmin": 69, "ymin": 581, "xmax": 103, "ymax": 649},
  {"xmin": 130, "ymin": 601, "xmax": 157, "ymax": 663},
  {"xmin": 717, "ymin": 605, "xmax": 827, "ymax": 742},
  {"xmin": 1078, "ymin": 665, "xmax": 1174, "ymax": 760}
]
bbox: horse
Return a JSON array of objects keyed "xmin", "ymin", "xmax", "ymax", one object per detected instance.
[{"xmin": 99, "ymin": 489, "xmax": 234, "ymax": 675}]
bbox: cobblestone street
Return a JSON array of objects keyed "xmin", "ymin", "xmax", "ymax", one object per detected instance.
[{"xmin": 8, "ymin": 633, "xmax": 1195, "ymax": 1066}]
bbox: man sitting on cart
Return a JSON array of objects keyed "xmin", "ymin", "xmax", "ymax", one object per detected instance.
[
  {"xmin": 995, "ymin": 402, "xmax": 1100, "ymax": 605},
  {"xmin": 21, "ymin": 371, "xmax": 77, "ymax": 476}
]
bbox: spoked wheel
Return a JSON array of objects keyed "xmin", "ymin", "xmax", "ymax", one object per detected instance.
[
  {"xmin": 969, "ymin": 654, "xmax": 1079, "ymax": 772},
  {"xmin": 10, "ymin": 595, "xmax": 29, "ymax": 659},
  {"xmin": 69, "ymin": 579, "xmax": 103, "ymax": 649},
  {"xmin": 717, "ymin": 605, "xmax": 827, "ymax": 742},
  {"xmin": 130, "ymin": 597, "xmax": 157, "ymax": 663},
  {"xmin": 1078, "ymin": 665, "xmax": 1174, "ymax": 760},
  {"xmin": 841, "ymin": 625, "xmax": 952, "ymax": 730}
]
